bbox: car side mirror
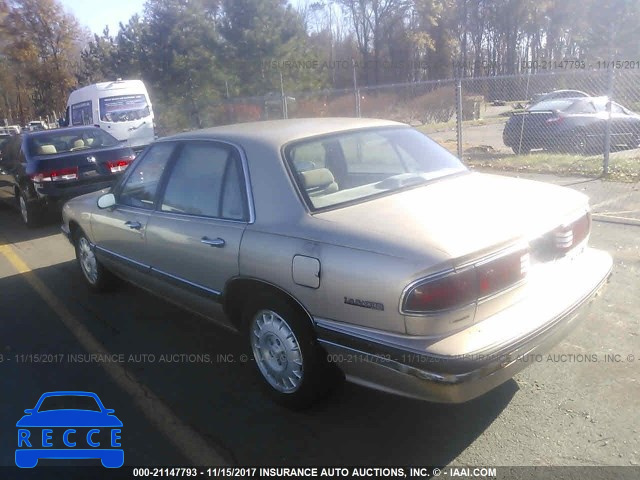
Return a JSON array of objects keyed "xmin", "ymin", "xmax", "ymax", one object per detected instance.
[
  {"xmin": 97, "ymin": 193, "xmax": 116, "ymax": 209},
  {"xmin": 24, "ymin": 409, "xmax": 34, "ymax": 414}
]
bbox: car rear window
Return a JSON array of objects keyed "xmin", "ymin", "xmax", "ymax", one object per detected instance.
[
  {"xmin": 528, "ymin": 99, "xmax": 576, "ymax": 111},
  {"xmin": 28, "ymin": 128, "xmax": 120, "ymax": 156},
  {"xmin": 285, "ymin": 127, "xmax": 467, "ymax": 211},
  {"xmin": 565, "ymin": 100, "xmax": 597, "ymax": 114}
]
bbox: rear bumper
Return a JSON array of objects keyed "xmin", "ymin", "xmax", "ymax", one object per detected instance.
[
  {"xmin": 34, "ymin": 180, "xmax": 117, "ymax": 209},
  {"xmin": 315, "ymin": 247, "xmax": 612, "ymax": 403},
  {"xmin": 503, "ymin": 130, "xmax": 549, "ymax": 149}
]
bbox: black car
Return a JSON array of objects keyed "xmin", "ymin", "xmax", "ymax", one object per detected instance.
[
  {"xmin": 0, "ymin": 126, "xmax": 135, "ymax": 227},
  {"xmin": 0, "ymin": 133, "xmax": 10, "ymax": 153},
  {"xmin": 528, "ymin": 89, "xmax": 589, "ymax": 108},
  {"xmin": 503, "ymin": 96, "xmax": 640, "ymax": 154}
]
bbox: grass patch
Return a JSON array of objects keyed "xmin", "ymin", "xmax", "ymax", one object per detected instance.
[{"xmin": 463, "ymin": 150, "xmax": 640, "ymax": 183}]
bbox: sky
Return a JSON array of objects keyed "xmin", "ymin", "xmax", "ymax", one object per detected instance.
[
  {"xmin": 61, "ymin": 1, "xmax": 304, "ymax": 36},
  {"xmin": 60, "ymin": 0, "xmax": 146, "ymax": 35}
]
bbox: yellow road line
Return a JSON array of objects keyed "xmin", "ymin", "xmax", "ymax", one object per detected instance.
[{"xmin": 0, "ymin": 243, "xmax": 227, "ymax": 466}]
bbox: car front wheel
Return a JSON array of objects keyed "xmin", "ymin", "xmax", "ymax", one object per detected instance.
[
  {"xmin": 74, "ymin": 230, "xmax": 114, "ymax": 292},
  {"xmin": 244, "ymin": 295, "xmax": 334, "ymax": 409}
]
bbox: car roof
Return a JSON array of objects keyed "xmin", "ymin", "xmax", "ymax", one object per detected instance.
[
  {"xmin": 550, "ymin": 89, "xmax": 588, "ymax": 94},
  {"xmin": 529, "ymin": 96, "xmax": 608, "ymax": 111},
  {"xmin": 532, "ymin": 90, "xmax": 589, "ymax": 102},
  {"xmin": 160, "ymin": 117, "xmax": 406, "ymax": 147}
]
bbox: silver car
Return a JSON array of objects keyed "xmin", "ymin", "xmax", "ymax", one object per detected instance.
[{"xmin": 61, "ymin": 118, "xmax": 612, "ymax": 408}]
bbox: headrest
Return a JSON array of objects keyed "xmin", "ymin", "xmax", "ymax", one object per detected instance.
[
  {"xmin": 73, "ymin": 139, "xmax": 85, "ymax": 148},
  {"xmin": 299, "ymin": 168, "xmax": 335, "ymax": 189},
  {"xmin": 38, "ymin": 145, "xmax": 57, "ymax": 154}
]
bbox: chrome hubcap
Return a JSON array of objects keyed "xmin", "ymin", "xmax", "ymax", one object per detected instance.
[
  {"xmin": 78, "ymin": 237, "xmax": 98, "ymax": 284},
  {"xmin": 19, "ymin": 196, "xmax": 28, "ymax": 223},
  {"xmin": 250, "ymin": 309, "xmax": 303, "ymax": 393}
]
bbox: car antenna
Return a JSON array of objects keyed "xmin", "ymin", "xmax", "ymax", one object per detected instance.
[{"xmin": 104, "ymin": 78, "xmax": 124, "ymax": 88}]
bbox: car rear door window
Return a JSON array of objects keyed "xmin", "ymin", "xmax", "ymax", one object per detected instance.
[
  {"xmin": 118, "ymin": 143, "xmax": 174, "ymax": 209},
  {"xmin": 160, "ymin": 142, "xmax": 246, "ymax": 220}
]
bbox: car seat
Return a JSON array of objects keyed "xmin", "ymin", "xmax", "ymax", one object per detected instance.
[
  {"xmin": 37, "ymin": 145, "xmax": 57, "ymax": 154},
  {"xmin": 298, "ymin": 168, "xmax": 339, "ymax": 197}
]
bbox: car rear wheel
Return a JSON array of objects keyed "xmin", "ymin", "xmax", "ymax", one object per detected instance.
[
  {"xmin": 244, "ymin": 295, "xmax": 334, "ymax": 409},
  {"xmin": 74, "ymin": 230, "xmax": 114, "ymax": 292},
  {"xmin": 18, "ymin": 189, "xmax": 41, "ymax": 228},
  {"xmin": 571, "ymin": 130, "xmax": 589, "ymax": 155},
  {"xmin": 511, "ymin": 142, "xmax": 531, "ymax": 155}
]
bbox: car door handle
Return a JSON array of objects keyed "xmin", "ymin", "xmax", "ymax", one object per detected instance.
[
  {"xmin": 201, "ymin": 237, "xmax": 225, "ymax": 248},
  {"xmin": 125, "ymin": 221, "xmax": 143, "ymax": 230}
]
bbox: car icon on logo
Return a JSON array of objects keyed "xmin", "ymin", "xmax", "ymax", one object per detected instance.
[{"xmin": 15, "ymin": 391, "xmax": 123, "ymax": 468}]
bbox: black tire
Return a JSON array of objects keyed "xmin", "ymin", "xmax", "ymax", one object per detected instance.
[
  {"xmin": 570, "ymin": 130, "xmax": 589, "ymax": 155},
  {"xmin": 18, "ymin": 188, "xmax": 42, "ymax": 228},
  {"xmin": 74, "ymin": 229, "xmax": 115, "ymax": 292},
  {"xmin": 243, "ymin": 294, "xmax": 334, "ymax": 409}
]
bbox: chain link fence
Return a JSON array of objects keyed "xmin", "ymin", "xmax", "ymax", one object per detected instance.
[
  {"xmin": 453, "ymin": 69, "xmax": 640, "ymax": 223},
  {"xmin": 198, "ymin": 68, "xmax": 640, "ymax": 224}
]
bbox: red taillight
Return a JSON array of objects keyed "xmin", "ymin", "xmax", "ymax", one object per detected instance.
[
  {"xmin": 31, "ymin": 167, "xmax": 78, "ymax": 182},
  {"xmin": 404, "ymin": 268, "xmax": 477, "ymax": 312},
  {"xmin": 477, "ymin": 250, "xmax": 529, "ymax": 297},
  {"xmin": 554, "ymin": 213, "xmax": 591, "ymax": 253},
  {"xmin": 106, "ymin": 157, "xmax": 134, "ymax": 173},
  {"xmin": 572, "ymin": 212, "xmax": 591, "ymax": 246},
  {"xmin": 404, "ymin": 249, "xmax": 529, "ymax": 313},
  {"xmin": 545, "ymin": 116, "xmax": 563, "ymax": 125}
]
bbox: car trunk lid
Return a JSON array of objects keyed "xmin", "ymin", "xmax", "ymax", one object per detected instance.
[
  {"xmin": 30, "ymin": 147, "xmax": 135, "ymax": 186},
  {"xmin": 315, "ymin": 172, "xmax": 588, "ymax": 262}
]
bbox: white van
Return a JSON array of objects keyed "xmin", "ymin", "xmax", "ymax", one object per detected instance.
[{"xmin": 64, "ymin": 79, "xmax": 155, "ymax": 151}]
